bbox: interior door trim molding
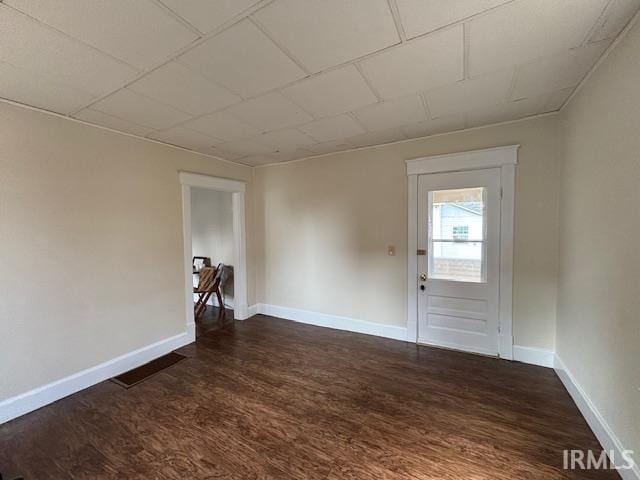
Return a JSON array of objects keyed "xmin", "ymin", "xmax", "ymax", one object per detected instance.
[
  {"xmin": 179, "ymin": 172, "xmax": 249, "ymax": 341},
  {"xmin": 406, "ymin": 145, "xmax": 519, "ymax": 175},
  {"xmin": 405, "ymin": 145, "xmax": 518, "ymax": 359}
]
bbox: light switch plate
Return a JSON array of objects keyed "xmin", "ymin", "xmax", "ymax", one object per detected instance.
[{"xmin": 388, "ymin": 245, "xmax": 396, "ymax": 256}]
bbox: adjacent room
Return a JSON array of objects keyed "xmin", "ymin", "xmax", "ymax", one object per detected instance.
[
  {"xmin": 190, "ymin": 186, "xmax": 235, "ymax": 333},
  {"xmin": 0, "ymin": 0, "xmax": 638, "ymax": 478}
]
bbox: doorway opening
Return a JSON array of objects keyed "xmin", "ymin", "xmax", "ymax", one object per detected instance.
[{"xmin": 179, "ymin": 173, "xmax": 249, "ymax": 341}]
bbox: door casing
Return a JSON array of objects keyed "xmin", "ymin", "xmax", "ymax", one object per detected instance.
[{"xmin": 406, "ymin": 145, "xmax": 518, "ymax": 359}]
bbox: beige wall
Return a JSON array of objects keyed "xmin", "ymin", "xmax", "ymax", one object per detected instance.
[
  {"xmin": 191, "ymin": 187, "xmax": 234, "ymax": 266},
  {"xmin": 255, "ymin": 114, "xmax": 561, "ymax": 350},
  {"xmin": 0, "ymin": 102, "xmax": 255, "ymax": 401},
  {"xmin": 556, "ymin": 17, "xmax": 640, "ymax": 457}
]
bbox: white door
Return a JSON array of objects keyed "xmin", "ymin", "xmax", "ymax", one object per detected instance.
[{"xmin": 417, "ymin": 168, "xmax": 501, "ymax": 355}]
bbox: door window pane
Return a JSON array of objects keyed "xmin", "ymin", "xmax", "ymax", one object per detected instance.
[{"xmin": 428, "ymin": 187, "xmax": 486, "ymax": 283}]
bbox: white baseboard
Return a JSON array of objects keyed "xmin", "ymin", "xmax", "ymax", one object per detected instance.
[
  {"xmin": 513, "ymin": 345, "xmax": 555, "ymax": 368},
  {"xmin": 0, "ymin": 331, "xmax": 193, "ymax": 425},
  {"xmin": 246, "ymin": 304, "xmax": 259, "ymax": 318},
  {"xmin": 555, "ymin": 354, "xmax": 639, "ymax": 480},
  {"xmin": 257, "ymin": 303, "xmax": 408, "ymax": 341}
]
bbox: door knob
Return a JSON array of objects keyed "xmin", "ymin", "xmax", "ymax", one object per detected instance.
[{"xmin": 419, "ymin": 273, "xmax": 427, "ymax": 281}]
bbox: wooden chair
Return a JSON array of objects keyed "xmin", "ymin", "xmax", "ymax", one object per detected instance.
[{"xmin": 193, "ymin": 264, "xmax": 225, "ymax": 319}]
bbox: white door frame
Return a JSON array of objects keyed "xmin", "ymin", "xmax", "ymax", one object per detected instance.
[
  {"xmin": 406, "ymin": 145, "xmax": 518, "ymax": 359},
  {"xmin": 179, "ymin": 172, "xmax": 249, "ymax": 342}
]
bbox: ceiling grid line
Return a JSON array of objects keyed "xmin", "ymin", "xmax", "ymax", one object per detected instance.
[
  {"xmin": 387, "ymin": 0, "xmax": 408, "ymax": 43},
  {"xmin": 247, "ymin": 15, "xmax": 313, "ymax": 76},
  {"xmin": 149, "ymin": 0, "xmax": 203, "ymax": 36},
  {"xmin": 353, "ymin": 62, "xmax": 384, "ymax": 102}
]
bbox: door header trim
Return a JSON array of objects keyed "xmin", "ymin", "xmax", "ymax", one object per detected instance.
[{"xmin": 405, "ymin": 145, "xmax": 519, "ymax": 176}]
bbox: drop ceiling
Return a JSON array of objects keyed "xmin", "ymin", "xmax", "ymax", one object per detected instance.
[{"xmin": 1, "ymin": 0, "xmax": 638, "ymax": 166}]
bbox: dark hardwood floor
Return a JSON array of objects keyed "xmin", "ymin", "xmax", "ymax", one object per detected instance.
[
  {"xmin": 195, "ymin": 305, "xmax": 234, "ymax": 337},
  {"xmin": 0, "ymin": 315, "xmax": 619, "ymax": 479}
]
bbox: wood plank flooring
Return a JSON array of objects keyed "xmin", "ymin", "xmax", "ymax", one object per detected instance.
[{"xmin": 0, "ymin": 315, "xmax": 620, "ymax": 479}]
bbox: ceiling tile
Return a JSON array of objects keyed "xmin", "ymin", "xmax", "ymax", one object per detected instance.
[
  {"xmin": 159, "ymin": 0, "xmax": 261, "ymax": 34},
  {"xmin": 179, "ymin": 19, "xmax": 306, "ymax": 98},
  {"xmin": 73, "ymin": 108, "xmax": 154, "ymax": 137},
  {"xmin": 401, "ymin": 115, "xmax": 467, "ymax": 139},
  {"xmin": 91, "ymin": 89, "xmax": 192, "ymax": 130},
  {"xmin": 589, "ymin": 0, "xmax": 640, "ymax": 43},
  {"xmin": 346, "ymin": 128, "xmax": 407, "ymax": 148},
  {"xmin": 4, "ymin": 0, "xmax": 198, "ymax": 70},
  {"xmin": 468, "ymin": 0, "xmax": 610, "ymax": 76},
  {"xmin": 256, "ymin": 129, "xmax": 316, "ymax": 150},
  {"xmin": 305, "ymin": 140, "xmax": 353, "ymax": 155},
  {"xmin": 281, "ymin": 65, "xmax": 377, "ymax": 118},
  {"xmin": 545, "ymin": 87, "xmax": 574, "ymax": 111},
  {"xmin": 227, "ymin": 92, "xmax": 313, "ymax": 131},
  {"xmin": 424, "ymin": 69, "xmax": 514, "ymax": 118},
  {"xmin": 352, "ymin": 95, "xmax": 427, "ymax": 131},
  {"xmin": 147, "ymin": 126, "xmax": 222, "ymax": 151},
  {"xmin": 266, "ymin": 148, "xmax": 314, "ymax": 162},
  {"xmin": 465, "ymin": 95, "xmax": 551, "ymax": 128},
  {"xmin": 252, "ymin": 0, "xmax": 399, "ymax": 72},
  {"xmin": 215, "ymin": 139, "xmax": 274, "ymax": 157},
  {"xmin": 0, "ymin": 5, "xmax": 137, "ymax": 96},
  {"xmin": 396, "ymin": 0, "xmax": 510, "ymax": 39},
  {"xmin": 0, "ymin": 61, "xmax": 96, "ymax": 114},
  {"xmin": 298, "ymin": 114, "xmax": 366, "ymax": 142},
  {"xmin": 511, "ymin": 43, "xmax": 609, "ymax": 100},
  {"xmin": 183, "ymin": 110, "xmax": 260, "ymax": 141},
  {"xmin": 241, "ymin": 155, "xmax": 278, "ymax": 166},
  {"xmin": 359, "ymin": 25, "xmax": 464, "ymax": 100},
  {"xmin": 129, "ymin": 62, "xmax": 240, "ymax": 116},
  {"xmin": 206, "ymin": 145, "xmax": 251, "ymax": 161}
]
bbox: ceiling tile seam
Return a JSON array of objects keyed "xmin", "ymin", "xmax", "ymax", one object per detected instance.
[
  {"xmin": 66, "ymin": 2, "xmax": 278, "ymax": 117},
  {"xmin": 400, "ymin": 0, "xmax": 519, "ymax": 42},
  {"xmin": 353, "ymin": 62, "xmax": 383, "ymax": 102},
  {"xmin": 463, "ymin": 23, "xmax": 471, "ymax": 80},
  {"xmin": 419, "ymin": 93, "xmax": 432, "ymax": 120},
  {"xmin": 386, "ymin": 0, "xmax": 407, "ymax": 43},
  {"xmin": 76, "ymin": 108, "xmax": 159, "ymax": 132},
  {"xmin": 0, "ymin": 3, "xmax": 142, "ymax": 73},
  {"xmin": 148, "ymin": 125, "xmax": 226, "ymax": 145},
  {"xmin": 581, "ymin": 0, "xmax": 617, "ymax": 46},
  {"xmin": 118, "ymin": 86, "xmax": 208, "ymax": 119},
  {"xmin": 172, "ymin": 124, "xmax": 227, "ymax": 144},
  {"xmin": 560, "ymin": 8, "xmax": 640, "ymax": 113},
  {"xmin": 247, "ymin": 16, "xmax": 313, "ymax": 76},
  {"xmin": 170, "ymin": 58, "xmax": 247, "ymax": 100},
  {"xmin": 346, "ymin": 111, "xmax": 370, "ymax": 133},
  {"xmin": 276, "ymin": 89, "xmax": 324, "ymax": 121},
  {"xmin": 505, "ymin": 67, "xmax": 519, "ymax": 102},
  {"xmin": 151, "ymin": 0, "xmax": 207, "ymax": 36},
  {"xmin": 255, "ymin": 111, "xmax": 560, "ymax": 169}
]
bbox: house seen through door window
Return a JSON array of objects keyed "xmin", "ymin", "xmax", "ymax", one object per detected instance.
[{"xmin": 428, "ymin": 187, "xmax": 486, "ymax": 283}]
